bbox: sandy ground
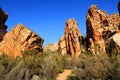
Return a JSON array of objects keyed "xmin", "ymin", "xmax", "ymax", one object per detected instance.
[{"xmin": 56, "ymin": 69, "xmax": 72, "ymax": 80}]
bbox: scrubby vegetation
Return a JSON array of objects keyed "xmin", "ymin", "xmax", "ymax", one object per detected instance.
[
  {"xmin": 0, "ymin": 50, "xmax": 120, "ymax": 80},
  {"xmin": 68, "ymin": 55, "xmax": 120, "ymax": 80}
]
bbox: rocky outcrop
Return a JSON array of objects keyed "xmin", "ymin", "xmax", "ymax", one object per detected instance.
[
  {"xmin": 107, "ymin": 14, "xmax": 120, "ymax": 32},
  {"xmin": 0, "ymin": 8, "xmax": 8, "ymax": 42},
  {"xmin": 58, "ymin": 35, "xmax": 67, "ymax": 55},
  {"xmin": 86, "ymin": 5, "xmax": 108, "ymax": 54},
  {"xmin": 58, "ymin": 18, "xmax": 82, "ymax": 57},
  {"xmin": 118, "ymin": 1, "xmax": 120, "ymax": 15},
  {"xmin": 107, "ymin": 31, "xmax": 120, "ymax": 56},
  {"xmin": 44, "ymin": 43, "xmax": 58, "ymax": 52},
  {"xmin": 0, "ymin": 24, "xmax": 44, "ymax": 57},
  {"xmin": 86, "ymin": 5, "xmax": 120, "ymax": 55}
]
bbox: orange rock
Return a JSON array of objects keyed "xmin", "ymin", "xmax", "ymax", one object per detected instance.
[
  {"xmin": 58, "ymin": 18, "xmax": 82, "ymax": 57},
  {"xmin": 107, "ymin": 14, "xmax": 120, "ymax": 32},
  {"xmin": 86, "ymin": 5, "xmax": 120, "ymax": 55},
  {"xmin": 58, "ymin": 35, "xmax": 67, "ymax": 55},
  {"xmin": 86, "ymin": 5, "xmax": 108, "ymax": 54},
  {"xmin": 0, "ymin": 24, "xmax": 44, "ymax": 57},
  {"xmin": 44, "ymin": 42, "xmax": 59, "ymax": 52}
]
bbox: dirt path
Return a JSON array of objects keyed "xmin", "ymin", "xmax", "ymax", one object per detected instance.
[{"xmin": 56, "ymin": 69, "xmax": 72, "ymax": 80}]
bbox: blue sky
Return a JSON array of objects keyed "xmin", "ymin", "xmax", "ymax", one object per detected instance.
[{"xmin": 0, "ymin": 0, "xmax": 119, "ymax": 46}]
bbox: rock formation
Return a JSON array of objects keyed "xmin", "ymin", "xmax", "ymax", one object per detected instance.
[
  {"xmin": 0, "ymin": 24, "xmax": 44, "ymax": 57},
  {"xmin": 0, "ymin": 8, "xmax": 8, "ymax": 42},
  {"xmin": 59, "ymin": 35, "xmax": 67, "ymax": 55},
  {"xmin": 86, "ymin": 5, "xmax": 108, "ymax": 54},
  {"xmin": 107, "ymin": 31, "xmax": 120, "ymax": 56},
  {"xmin": 44, "ymin": 43, "xmax": 58, "ymax": 52},
  {"xmin": 58, "ymin": 18, "xmax": 82, "ymax": 57},
  {"xmin": 118, "ymin": 1, "xmax": 120, "ymax": 15},
  {"xmin": 107, "ymin": 14, "xmax": 120, "ymax": 32},
  {"xmin": 86, "ymin": 5, "xmax": 120, "ymax": 55}
]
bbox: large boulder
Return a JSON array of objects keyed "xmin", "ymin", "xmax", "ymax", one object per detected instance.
[
  {"xmin": 0, "ymin": 8, "xmax": 8, "ymax": 42},
  {"xmin": 0, "ymin": 24, "xmax": 44, "ymax": 57},
  {"xmin": 58, "ymin": 18, "xmax": 82, "ymax": 57},
  {"xmin": 107, "ymin": 31, "xmax": 120, "ymax": 56},
  {"xmin": 86, "ymin": 5, "xmax": 108, "ymax": 54}
]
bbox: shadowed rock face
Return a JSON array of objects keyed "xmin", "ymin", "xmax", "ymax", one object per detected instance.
[
  {"xmin": 107, "ymin": 31, "xmax": 120, "ymax": 56},
  {"xmin": 0, "ymin": 24, "xmax": 44, "ymax": 57},
  {"xmin": 118, "ymin": 1, "xmax": 120, "ymax": 15},
  {"xmin": 58, "ymin": 18, "xmax": 82, "ymax": 57},
  {"xmin": 0, "ymin": 8, "xmax": 8, "ymax": 42}
]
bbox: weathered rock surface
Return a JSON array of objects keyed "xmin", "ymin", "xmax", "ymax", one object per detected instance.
[
  {"xmin": 107, "ymin": 31, "xmax": 120, "ymax": 56},
  {"xmin": 58, "ymin": 35, "xmax": 67, "ymax": 55},
  {"xmin": 44, "ymin": 42, "xmax": 59, "ymax": 52},
  {"xmin": 86, "ymin": 5, "xmax": 108, "ymax": 54},
  {"xmin": 86, "ymin": 5, "xmax": 120, "ymax": 55},
  {"xmin": 118, "ymin": 1, "xmax": 120, "ymax": 15},
  {"xmin": 58, "ymin": 18, "xmax": 82, "ymax": 57},
  {"xmin": 0, "ymin": 24, "xmax": 44, "ymax": 57},
  {"xmin": 0, "ymin": 8, "xmax": 8, "ymax": 42},
  {"xmin": 107, "ymin": 13, "xmax": 120, "ymax": 32}
]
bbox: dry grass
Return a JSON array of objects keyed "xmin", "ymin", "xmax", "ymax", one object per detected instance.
[{"xmin": 0, "ymin": 50, "xmax": 120, "ymax": 80}]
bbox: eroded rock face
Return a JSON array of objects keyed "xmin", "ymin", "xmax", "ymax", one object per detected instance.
[
  {"xmin": 86, "ymin": 5, "xmax": 108, "ymax": 54},
  {"xmin": 58, "ymin": 18, "xmax": 82, "ymax": 57},
  {"xmin": 86, "ymin": 5, "xmax": 120, "ymax": 55},
  {"xmin": 58, "ymin": 35, "xmax": 67, "ymax": 55},
  {"xmin": 107, "ymin": 31, "xmax": 120, "ymax": 56},
  {"xmin": 0, "ymin": 24, "xmax": 44, "ymax": 57},
  {"xmin": 107, "ymin": 14, "xmax": 120, "ymax": 32},
  {"xmin": 0, "ymin": 8, "xmax": 8, "ymax": 42}
]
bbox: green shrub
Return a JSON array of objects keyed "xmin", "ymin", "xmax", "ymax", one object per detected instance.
[
  {"xmin": 68, "ymin": 54, "xmax": 120, "ymax": 80},
  {"xmin": 0, "ymin": 49, "xmax": 120, "ymax": 80}
]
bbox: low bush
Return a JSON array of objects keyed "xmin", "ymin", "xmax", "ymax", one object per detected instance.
[
  {"xmin": 68, "ymin": 55, "xmax": 120, "ymax": 80},
  {"xmin": 0, "ymin": 50, "xmax": 120, "ymax": 80}
]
